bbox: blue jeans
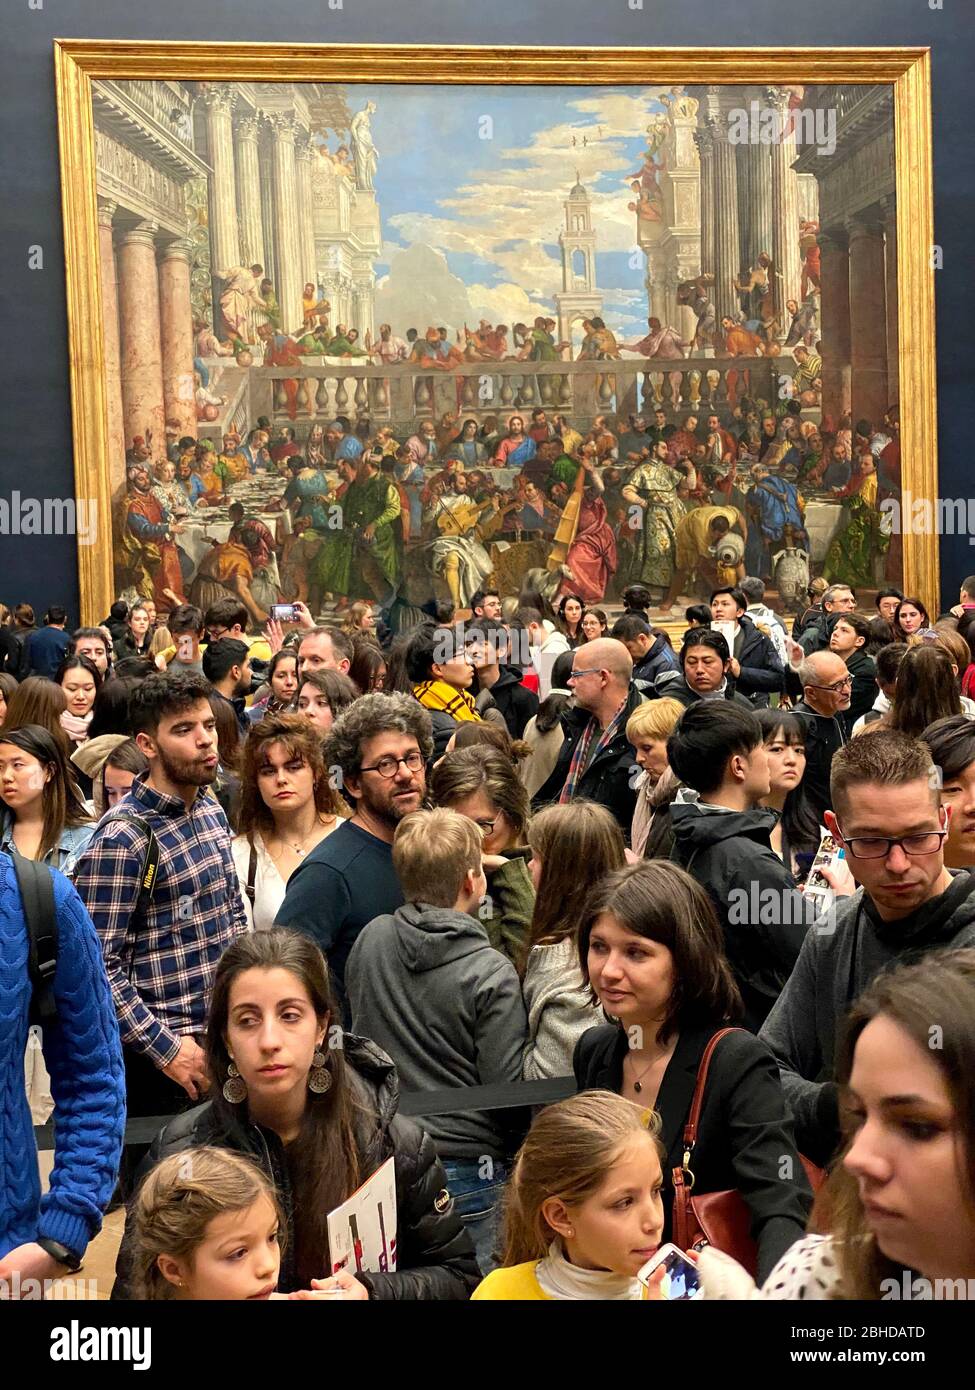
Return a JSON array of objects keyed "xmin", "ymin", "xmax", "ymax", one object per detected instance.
[{"xmin": 441, "ymin": 1158, "xmax": 509, "ymax": 1277}]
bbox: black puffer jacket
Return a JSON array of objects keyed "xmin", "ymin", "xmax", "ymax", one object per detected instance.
[{"xmin": 111, "ymin": 1035, "xmax": 479, "ymax": 1301}]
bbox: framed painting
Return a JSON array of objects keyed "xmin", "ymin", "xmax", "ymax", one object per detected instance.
[{"xmin": 54, "ymin": 43, "xmax": 936, "ymax": 631}]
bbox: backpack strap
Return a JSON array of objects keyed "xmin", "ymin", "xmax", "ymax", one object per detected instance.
[
  {"xmin": 12, "ymin": 851, "xmax": 59, "ymax": 1026},
  {"xmin": 245, "ymin": 839, "xmax": 258, "ymax": 907},
  {"xmin": 100, "ymin": 813, "xmax": 160, "ymax": 909}
]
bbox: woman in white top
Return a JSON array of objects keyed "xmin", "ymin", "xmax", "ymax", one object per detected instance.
[
  {"xmin": 521, "ymin": 801, "xmax": 626, "ymax": 1080},
  {"xmin": 231, "ymin": 712, "xmax": 345, "ymax": 930},
  {"xmin": 700, "ymin": 949, "xmax": 975, "ymax": 1300}
]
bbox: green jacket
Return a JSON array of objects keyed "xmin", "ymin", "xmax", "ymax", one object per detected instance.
[{"xmin": 480, "ymin": 849, "xmax": 535, "ymax": 964}]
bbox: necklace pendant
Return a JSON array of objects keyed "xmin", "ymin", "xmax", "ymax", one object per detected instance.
[{"xmin": 633, "ymin": 1080, "xmax": 642, "ymax": 1093}]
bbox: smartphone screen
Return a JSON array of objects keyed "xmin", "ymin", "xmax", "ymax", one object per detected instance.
[
  {"xmin": 270, "ymin": 603, "xmax": 299, "ymax": 623},
  {"xmin": 638, "ymin": 1244, "xmax": 703, "ymax": 1301}
]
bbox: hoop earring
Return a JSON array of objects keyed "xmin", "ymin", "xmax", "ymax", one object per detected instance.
[
  {"xmin": 308, "ymin": 1049, "xmax": 332, "ymax": 1094},
  {"xmin": 223, "ymin": 1061, "xmax": 248, "ymax": 1104}
]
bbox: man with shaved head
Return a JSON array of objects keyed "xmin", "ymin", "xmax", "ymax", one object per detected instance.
[
  {"xmin": 792, "ymin": 649, "xmax": 851, "ymax": 822},
  {"xmin": 533, "ymin": 637, "xmax": 646, "ymax": 837}
]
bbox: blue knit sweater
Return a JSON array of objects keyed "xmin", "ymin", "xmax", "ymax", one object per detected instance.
[{"xmin": 0, "ymin": 854, "xmax": 125, "ymax": 1261}]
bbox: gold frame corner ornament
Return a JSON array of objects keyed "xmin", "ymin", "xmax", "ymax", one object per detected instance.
[{"xmin": 53, "ymin": 41, "xmax": 937, "ymax": 623}]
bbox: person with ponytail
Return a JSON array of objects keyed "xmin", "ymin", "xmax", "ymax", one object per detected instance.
[
  {"xmin": 472, "ymin": 1091, "xmax": 665, "ymax": 1300},
  {"xmin": 112, "ymin": 929, "xmax": 479, "ymax": 1300}
]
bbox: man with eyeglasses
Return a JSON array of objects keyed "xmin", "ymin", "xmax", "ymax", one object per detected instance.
[
  {"xmin": 760, "ymin": 730, "xmax": 975, "ymax": 1166},
  {"xmin": 276, "ymin": 693, "xmax": 433, "ymax": 1021},
  {"xmin": 533, "ymin": 637, "xmax": 645, "ymax": 836},
  {"xmin": 791, "ymin": 650, "xmax": 851, "ymax": 823}
]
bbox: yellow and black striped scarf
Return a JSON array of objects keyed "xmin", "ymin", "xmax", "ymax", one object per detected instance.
[{"xmin": 413, "ymin": 679, "xmax": 481, "ymax": 722}]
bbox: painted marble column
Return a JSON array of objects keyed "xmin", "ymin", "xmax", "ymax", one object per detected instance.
[
  {"xmin": 294, "ymin": 132, "xmax": 318, "ymax": 297},
  {"xmin": 693, "ymin": 124, "xmax": 715, "ymax": 283},
  {"xmin": 117, "ymin": 220, "xmax": 166, "ymax": 461},
  {"xmin": 746, "ymin": 141, "xmax": 774, "ymax": 273},
  {"xmin": 710, "ymin": 114, "xmax": 741, "ymax": 327},
  {"xmin": 270, "ymin": 113, "xmax": 303, "ymax": 335},
  {"xmin": 97, "ymin": 198, "xmax": 127, "ymax": 493},
  {"xmin": 200, "ymin": 84, "xmax": 240, "ymax": 278},
  {"xmin": 847, "ymin": 214, "xmax": 889, "ymax": 430},
  {"xmin": 818, "ymin": 228, "xmax": 852, "ymax": 428},
  {"xmin": 767, "ymin": 87, "xmax": 802, "ymax": 312},
  {"xmin": 158, "ymin": 238, "xmax": 198, "ymax": 439},
  {"xmin": 882, "ymin": 195, "xmax": 900, "ymax": 409},
  {"xmin": 234, "ymin": 114, "xmax": 266, "ymax": 271}
]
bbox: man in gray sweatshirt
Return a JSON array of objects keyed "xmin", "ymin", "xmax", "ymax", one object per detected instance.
[
  {"xmin": 760, "ymin": 729, "xmax": 975, "ymax": 1166},
  {"xmin": 345, "ymin": 807, "xmax": 528, "ymax": 1275}
]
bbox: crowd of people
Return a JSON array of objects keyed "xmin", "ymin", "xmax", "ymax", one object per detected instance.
[{"xmin": 4, "ymin": 563, "xmax": 975, "ymax": 1304}]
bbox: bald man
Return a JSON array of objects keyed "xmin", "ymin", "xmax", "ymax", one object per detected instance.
[
  {"xmin": 533, "ymin": 637, "xmax": 646, "ymax": 837},
  {"xmin": 792, "ymin": 650, "xmax": 851, "ymax": 823}
]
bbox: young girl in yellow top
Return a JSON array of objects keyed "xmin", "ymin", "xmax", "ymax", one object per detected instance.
[{"xmin": 472, "ymin": 1090, "xmax": 665, "ymax": 1300}]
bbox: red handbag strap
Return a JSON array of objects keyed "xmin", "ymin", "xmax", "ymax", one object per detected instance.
[{"xmin": 681, "ymin": 1027, "xmax": 743, "ymax": 1153}]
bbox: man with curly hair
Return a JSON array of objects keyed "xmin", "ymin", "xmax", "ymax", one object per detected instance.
[{"xmin": 275, "ymin": 693, "xmax": 433, "ymax": 1019}]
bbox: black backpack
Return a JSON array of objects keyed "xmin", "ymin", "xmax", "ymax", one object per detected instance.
[{"xmin": 15, "ymin": 812, "xmax": 160, "ymax": 1026}]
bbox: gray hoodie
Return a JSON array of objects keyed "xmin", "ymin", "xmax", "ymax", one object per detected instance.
[
  {"xmin": 759, "ymin": 870, "xmax": 975, "ymax": 1165},
  {"xmin": 345, "ymin": 901, "xmax": 528, "ymax": 1158}
]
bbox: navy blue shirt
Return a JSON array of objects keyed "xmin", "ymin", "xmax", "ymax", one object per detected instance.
[
  {"xmin": 26, "ymin": 625, "xmax": 70, "ymax": 678},
  {"xmin": 274, "ymin": 820, "xmax": 403, "ymax": 1019}
]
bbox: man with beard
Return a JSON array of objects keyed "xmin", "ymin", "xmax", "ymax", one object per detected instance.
[
  {"xmin": 493, "ymin": 414, "xmax": 536, "ymax": 469},
  {"xmin": 276, "ymin": 693, "xmax": 433, "ymax": 1021},
  {"xmin": 73, "ymin": 672, "xmax": 248, "ymax": 1189},
  {"xmin": 202, "ymin": 637, "xmax": 252, "ymax": 735}
]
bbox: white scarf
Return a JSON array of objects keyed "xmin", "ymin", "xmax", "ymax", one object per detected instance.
[{"xmin": 534, "ymin": 1240, "xmax": 644, "ymax": 1301}]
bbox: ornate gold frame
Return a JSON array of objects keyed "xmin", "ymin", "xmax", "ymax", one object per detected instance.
[{"xmin": 54, "ymin": 41, "xmax": 937, "ymax": 623}]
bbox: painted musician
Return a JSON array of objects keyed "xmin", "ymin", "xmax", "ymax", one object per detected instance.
[{"xmin": 426, "ymin": 473, "xmax": 517, "ymax": 608}]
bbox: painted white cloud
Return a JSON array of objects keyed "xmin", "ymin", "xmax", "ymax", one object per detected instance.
[{"xmin": 379, "ymin": 88, "xmax": 676, "ymax": 329}]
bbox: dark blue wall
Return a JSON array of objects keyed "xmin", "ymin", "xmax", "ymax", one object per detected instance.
[{"xmin": 1, "ymin": 0, "xmax": 971, "ymax": 620}]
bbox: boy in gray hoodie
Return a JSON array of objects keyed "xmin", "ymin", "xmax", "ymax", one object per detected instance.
[{"xmin": 345, "ymin": 806, "xmax": 528, "ymax": 1273}]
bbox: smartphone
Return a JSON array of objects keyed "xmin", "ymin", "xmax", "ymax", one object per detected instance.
[
  {"xmin": 637, "ymin": 1244, "xmax": 703, "ymax": 1301},
  {"xmin": 269, "ymin": 603, "xmax": 300, "ymax": 623}
]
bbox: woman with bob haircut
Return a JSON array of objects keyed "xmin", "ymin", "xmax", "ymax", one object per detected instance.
[
  {"xmin": 573, "ymin": 859, "xmax": 811, "ymax": 1280},
  {"xmin": 625, "ymin": 696, "xmax": 685, "ymax": 857},
  {"xmin": 232, "ymin": 713, "xmax": 344, "ymax": 930},
  {"xmin": 700, "ymin": 949, "xmax": 975, "ymax": 1299},
  {"xmin": 112, "ymin": 928, "xmax": 480, "ymax": 1300}
]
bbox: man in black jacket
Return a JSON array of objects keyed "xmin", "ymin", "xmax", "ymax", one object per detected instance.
[
  {"xmin": 610, "ymin": 613, "xmax": 679, "ymax": 688},
  {"xmin": 796, "ymin": 582, "xmax": 856, "ymax": 654},
  {"xmin": 709, "ymin": 586, "xmax": 784, "ymax": 708},
  {"xmin": 533, "ymin": 637, "xmax": 645, "ymax": 836},
  {"xmin": 668, "ymin": 703, "xmax": 813, "ymax": 1029},
  {"xmin": 464, "ymin": 616, "xmax": 538, "ymax": 738},
  {"xmin": 652, "ymin": 629, "xmax": 754, "ymax": 709},
  {"xmin": 828, "ymin": 612, "xmax": 876, "ymax": 734},
  {"xmin": 792, "ymin": 650, "xmax": 850, "ymax": 822},
  {"xmin": 760, "ymin": 730, "xmax": 975, "ymax": 1166}
]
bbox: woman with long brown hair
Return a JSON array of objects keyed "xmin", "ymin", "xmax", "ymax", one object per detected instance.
[
  {"xmin": 886, "ymin": 645, "xmax": 962, "ymax": 738},
  {"xmin": 111, "ymin": 928, "xmax": 480, "ymax": 1299},
  {"xmin": 232, "ymin": 713, "xmax": 343, "ymax": 930},
  {"xmin": 521, "ymin": 801, "xmax": 626, "ymax": 1080},
  {"xmin": 2, "ymin": 675, "xmax": 71, "ymax": 755}
]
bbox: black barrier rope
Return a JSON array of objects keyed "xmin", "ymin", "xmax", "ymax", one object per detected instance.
[{"xmin": 32, "ymin": 1075, "xmax": 579, "ymax": 1152}]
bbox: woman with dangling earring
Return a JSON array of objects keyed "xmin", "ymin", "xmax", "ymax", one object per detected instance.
[{"xmin": 110, "ymin": 929, "xmax": 480, "ymax": 1300}]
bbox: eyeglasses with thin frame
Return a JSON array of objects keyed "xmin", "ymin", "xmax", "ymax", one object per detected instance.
[
  {"xmin": 569, "ymin": 667, "xmax": 604, "ymax": 681},
  {"xmin": 359, "ymin": 751, "xmax": 425, "ymax": 779},
  {"xmin": 807, "ymin": 676, "xmax": 853, "ymax": 693},
  {"xmin": 836, "ymin": 810, "xmax": 949, "ymax": 860}
]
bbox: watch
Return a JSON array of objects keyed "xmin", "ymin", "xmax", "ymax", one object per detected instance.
[{"xmin": 36, "ymin": 1236, "xmax": 82, "ymax": 1273}]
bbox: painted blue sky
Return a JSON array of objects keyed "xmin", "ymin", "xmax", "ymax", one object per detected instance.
[{"xmin": 329, "ymin": 83, "xmax": 672, "ymax": 339}]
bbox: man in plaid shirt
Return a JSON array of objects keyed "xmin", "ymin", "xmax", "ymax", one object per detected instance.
[{"xmin": 73, "ymin": 671, "xmax": 247, "ymax": 1177}]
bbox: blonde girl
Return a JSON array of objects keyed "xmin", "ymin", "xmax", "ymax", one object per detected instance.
[{"xmin": 472, "ymin": 1091, "xmax": 664, "ymax": 1300}]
